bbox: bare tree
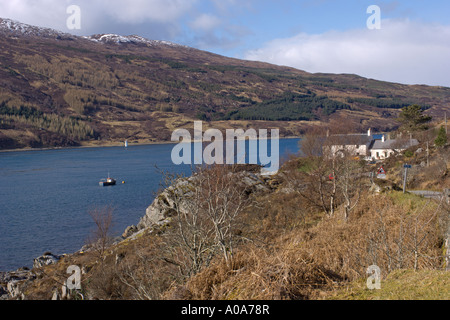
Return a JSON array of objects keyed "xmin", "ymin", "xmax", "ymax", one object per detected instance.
[
  {"xmin": 365, "ymin": 197, "xmax": 446, "ymax": 273},
  {"xmin": 303, "ymin": 125, "xmax": 370, "ymax": 220},
  {"xmin": 287, "ymin": 127, "xmax": 340, "ymax": 217},
  {"xmin": 200, "ymin": 165, "xmax": 250, "ymax": 265},
  {"xmin": 87, "ymin": 206, "xmax": 115, "ymax": 262},
  {"xmin": 335, "ymin": 153, "xmax": 365, "ymax": 220},
  {"xmin": 158, "ymin": 169, "xmax": 216, "ymax": 278},
  {"xmin": 407, "ymin": 198, "xmax": 444, "ymax": 271},
  {"xmin": 292, "ymin": 127, "xmax": 368, "ymax": 219},
  {"xmin": 160, "ymin": 165, "xmax": 251, "ymax": 278}
]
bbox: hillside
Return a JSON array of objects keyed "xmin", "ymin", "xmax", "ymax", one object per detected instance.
[
  {"xmin": 1, "ymin": 17, "xmax": 449, "ymax": 150},
  {"xmin": 1, "ymin": 141, "xmax": 448, "ymax": 301}
]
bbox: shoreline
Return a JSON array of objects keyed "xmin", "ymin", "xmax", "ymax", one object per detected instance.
[
  {"xmin": 0, "ymin": 139, "xmax": 179, "ymax": 154},
  {"xmin": 0, "ymin": 136, "xmax": 303, "ymax": 154}
]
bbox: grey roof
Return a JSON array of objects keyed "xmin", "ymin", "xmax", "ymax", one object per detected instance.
[
  {"xmin": 371, "ymin": 139, "xmax": 419, "ymax": 150},
  {"xmin": 325, "ymin": 134, "xmax": 373, "ymax": 147}
]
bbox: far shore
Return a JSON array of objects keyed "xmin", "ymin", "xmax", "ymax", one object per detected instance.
[
  {"xmin": 0, "ymin": 136, "xmax": 303, "ymax": 154},
  {"xmin": 0, "ymin": 139, "xmax": 179, "ymax": 153}
]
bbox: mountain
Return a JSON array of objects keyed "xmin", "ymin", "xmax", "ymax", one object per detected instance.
[
  {"xmin": 0, "ymin": 18, "xmax": 74, "ymax": 39},
  {"xmin": 0, "ymin": 17, "xmax": 449, "ymax": 150}
]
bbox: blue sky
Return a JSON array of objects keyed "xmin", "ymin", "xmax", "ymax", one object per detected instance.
[
  {"xmin": 1, "ymin": 0, "xmax": 450, "ymax": 86},
  {"xmin": 175, "ymin": 0, "xmax": 450, "ymax": 57}
]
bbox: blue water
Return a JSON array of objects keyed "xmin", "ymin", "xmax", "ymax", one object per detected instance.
[{"xmin": 0, "ymin": 139, "xmax": 300, "ymax": 271}]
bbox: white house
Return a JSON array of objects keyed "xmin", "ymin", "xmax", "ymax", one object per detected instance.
[
  {"xmin": 325, "ymin": 129, "xmax": 374, "ymax": 158},
  {"xmin": 325, "ymin": 129, "xmax": 419, "ymax": 161},
  {"xmin": 370, "ymin": 135, "xmax": 419, "ymax": 160}
]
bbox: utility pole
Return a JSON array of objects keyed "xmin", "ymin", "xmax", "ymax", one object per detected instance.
[
  {"xmin": 403, "ymin": 164, "xmax": 411, "ymax": 193},
  {"xmin": 445, "ymin": 112, "xmax": 448, "ymax": 134},
  {"xmin": 403, "ymin": 166, "xmax": 407, "ymax": 193}
]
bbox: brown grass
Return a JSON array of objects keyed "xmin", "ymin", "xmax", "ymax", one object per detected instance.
[{"xmin": 167, "ymin": 190, "xmax": 447, "ymax": 300}]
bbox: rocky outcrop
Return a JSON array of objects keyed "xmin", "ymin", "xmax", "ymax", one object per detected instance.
[
  {"xmin": 33, "ymin": 252, "xmax": 61, "ymax": 268},
  {"xmin": 0, "ymin": 268, "xmax": 36, "ymax": 300},
  {"xmin": 124, "ymin": 169, "xmax": 274, "ymax": 239},
  {"xmin": 136, "ymin": 177, "xmax": 192, "ymax": 231},
  {"xmin": 0, "ymin": 252, "xmax": 61, "ymax": 300}
]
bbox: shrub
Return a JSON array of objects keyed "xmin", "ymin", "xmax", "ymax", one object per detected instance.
[
  {"xmin": 404, "ymin": 150, "xmax": 414, "ymax": 158},
  {"xmin": 435, "ymin": 126, "xmax": 448, "ymax": 147}
]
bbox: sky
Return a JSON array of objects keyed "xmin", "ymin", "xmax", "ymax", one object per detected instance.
[{"xmin": 1, "ymin": 0, "xmax": 450, "ymax": 87}]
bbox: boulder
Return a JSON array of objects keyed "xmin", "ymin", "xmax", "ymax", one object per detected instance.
[
  {"xmin": 369, "ymin": 183, "xmax": 382, "ymax": 194},
  {"xmin": 122, "ymin": 225, "xmax": 137, "ymax": 238},
  {"xmin": 0, "ymin": 268, "xmax": 36, "ymax": 300},
  {"xmin": 0, "ymin": 285, "xmax": 7, "ymax": 300},
  {"xmin": 33, "ymin": 253, "xmax": 61, "ymax": 268},
  {"xmin": 52, "ymin": 289, "xmax": 60, "ymax": 300},
  {"xmin": 235, "ymin": 171, "xmax": 271, "ymax": 193},
  {"xmin": 7, "ymin": 281, "xmax": 21, "ymax": 298}
]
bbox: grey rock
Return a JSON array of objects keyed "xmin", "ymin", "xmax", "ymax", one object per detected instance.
[
  {"xmin": 33, "ymin": 253, "xmax": 61, "ymax": 268},
  {"xmin": 52, "ymin": 289, "xmax": 60, "ymax": 300},
  {"xmin": 61, "ymin": 285, "xmax": 68, "ymax": 299},
  {"xmin": 7, "ymin": 280, "xmax": 23, "ymax": 299},
  {"xmin": 369, "ymin": 183, "xmax": 382, "ymax": 194},
  {"xmin": 0, "ymin": 285, "xmax": 8, "ymax": 300},
  {"xmin": 0, "ymin": 268, "xmax": 37, "ymax": 300},
  {"xmin": 122, "ymin": 225, "xmax": 137, "ymax": 238},
  {"xmin": 130, "ymin": 170, "xmax": 272, "ymax": 235}
]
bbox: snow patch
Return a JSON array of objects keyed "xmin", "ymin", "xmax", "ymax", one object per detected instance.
[
  {"xmin": 0, "ymin": 17, "xmax": 189, "ymax": 49},
  {"xmin": 85, "ymin": 33, "xmax": 187, "ymax": 48},
  {"xmin": 0, "ymin": 18, "xmax": 73, "ymax": 39}
]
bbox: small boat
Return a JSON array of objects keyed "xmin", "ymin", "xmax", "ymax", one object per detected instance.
[
  {"xmin": 99, "ymin": 176, "xmax": 116, "ymax": 187},
  {"xmin": 125, "ymin": 140, "xmax": 128, "ymax": 148}
]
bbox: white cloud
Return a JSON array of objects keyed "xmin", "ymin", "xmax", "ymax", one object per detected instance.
[
  {"xmin": 0, "ymin": 0, "xmax": 67, "ymax": 29},
  {"xmin": 245, "ymin": 19, "xmax": 450, "ymax": 87},
  {"xmin": 0, "ymin": 0, "xmax": 197, "ymax": 34},
  {"xmin": 98, "ymin": 0, "xmax": 197, "ymax": 24},
  {"xmin": 190, "ymin": 13, "xmax": 221, "ymax": 31}
]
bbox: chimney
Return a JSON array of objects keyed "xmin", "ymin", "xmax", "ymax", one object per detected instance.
[
  {"xmin": 368, "ymin": 128, "xmax": 372, "ymax": 137},
  {"xmin": 382, "ymin": 135, "xmax": 385, "ymax": 143}
]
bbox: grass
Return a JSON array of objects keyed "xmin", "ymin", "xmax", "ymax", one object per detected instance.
[
  {"xmin": 328, "ymin": 269, "xmax": 450, "ymax": 300},
  {"xmin": 389, "ymin": 190, "xmax": 430, "ymax": 205},
  {"xmin": 387, "ymin": 190, "xmax": 441, "ymax": 216}
]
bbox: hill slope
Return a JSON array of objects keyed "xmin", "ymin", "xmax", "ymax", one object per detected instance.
[{"xmin": 0, "ymin": 18, "xmax": 449, "ymax": 150}]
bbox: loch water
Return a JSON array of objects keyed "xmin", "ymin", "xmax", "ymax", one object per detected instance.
[{"xmin": 0, "ymin": 139, "xmax": 300, "ymax": 271}]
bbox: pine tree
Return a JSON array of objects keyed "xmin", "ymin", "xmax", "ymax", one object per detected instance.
[
  {"xmin": 435, "ymin": 126, "xmax": 447, "ymax": 147},
  {"xmin": 397, "ymin": 105, "xmax": 432, "ymax": 132}
]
